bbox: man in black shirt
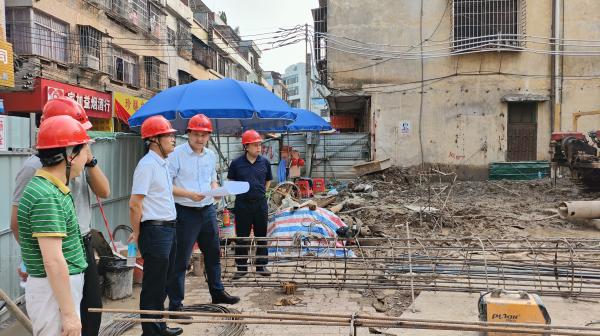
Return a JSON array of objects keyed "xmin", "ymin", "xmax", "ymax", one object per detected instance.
[{"xmin": 227, "ymin": 130, "xmax": 273, "ymax": 279}]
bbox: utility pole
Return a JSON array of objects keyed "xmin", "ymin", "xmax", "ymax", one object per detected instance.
[{"xmin": 305, "ymin": 23, "xmax": 311, "ymax": 112}]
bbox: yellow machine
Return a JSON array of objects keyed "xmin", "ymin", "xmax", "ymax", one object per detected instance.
[{"xmin": 478, "ymin": 289, "xmax": 550, "ymax": 336}]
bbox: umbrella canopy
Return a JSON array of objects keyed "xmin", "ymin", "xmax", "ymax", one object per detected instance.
[
  {"xmin": 286, "ymin": 108, "xmax": 333, "ymax": 132},
  {"xmin": 128, "ymin": 78, "xmax": 296, "ymax": 134}
]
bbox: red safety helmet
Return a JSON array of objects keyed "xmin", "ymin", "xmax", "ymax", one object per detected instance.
[
  {"xmin": 41, "ymin": 97, "xmax": 92, "ymax": 130},
  {"xmin": 141, "ymin": 115, "xmax": 177, "ymax": 139},
  {"xmin": 241, "ymin": 129, "xmax": 262, "ymax": 145},
  {"xmin": 36, "ymin": 115, "xmax": 91, "ymax": 149},
  {"xmin": 187, "ymin": 114, "xmax": 213, "ymax": 133}
]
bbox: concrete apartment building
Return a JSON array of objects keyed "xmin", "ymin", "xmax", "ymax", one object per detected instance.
[
  {"xmin": 313, "ymin": 0, "xmax": 600, "ymax": 178},
  {"xmin": 283, "ymin": 62, "xmax": 327, "ymax": 116},
  {"xmin": 263, "ymin": 70, "xmax": 288, "ymax": 101},
  {"xmin": 0, "ymin": 0, "xmax": 263, "ymax": 131}
]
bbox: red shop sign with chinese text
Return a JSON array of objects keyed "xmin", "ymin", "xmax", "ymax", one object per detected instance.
[{"xmin": 44, "ymin": 80, "xmax": 111, "ymax": 119}]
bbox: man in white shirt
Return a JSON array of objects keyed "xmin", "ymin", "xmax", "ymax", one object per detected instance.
[
  {"xmin": 167, "ymin": 114, "xmax": 239, "ymax": 317},
  {"xmin": 129, "ymin": 115, "xmax": 182, "ymax": 336}
]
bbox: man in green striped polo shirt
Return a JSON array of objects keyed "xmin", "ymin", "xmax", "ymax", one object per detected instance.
[{"xmin": 18, "ymin": 115, "xmax": 91, "ymax": 336}]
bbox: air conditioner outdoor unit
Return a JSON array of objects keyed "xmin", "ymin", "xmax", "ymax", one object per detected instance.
[{"xmin": 82, "ymin": 54, "xmax": 100, "ymax": 71}]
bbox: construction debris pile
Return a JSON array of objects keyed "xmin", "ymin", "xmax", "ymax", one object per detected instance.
[{"xmin": 325, "ymin": 167, "xmax": 600, "ymax": 240}]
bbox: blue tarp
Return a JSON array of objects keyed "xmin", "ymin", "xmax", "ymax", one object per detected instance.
[{"xmin": 128, "ymin": 78, "xmax": 296, "ymax": 134}]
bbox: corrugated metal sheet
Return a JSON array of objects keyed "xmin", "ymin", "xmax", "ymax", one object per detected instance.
[
  {"xmin": 90, "ymin": 135, "xmax": 144, "ymax": 244},
  {"xmin": 0, "ymin": 233, "xmax": 23, "ymax": 299},
  {"xmin": 0, "ymin": 116, "xmax": 33, "ymax": 300},
  {"xmin": 297, "ymin": 133, "xmax": 370, "ymax": 180}
]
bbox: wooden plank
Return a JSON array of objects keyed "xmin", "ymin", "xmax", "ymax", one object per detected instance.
[{"xmin": 353, "ymin": 158, "xmax": 392, "ymax": 176}]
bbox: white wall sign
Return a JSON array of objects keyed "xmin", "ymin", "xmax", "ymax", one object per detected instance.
[{"xmin": 399, "ymin": 120, "xmax": 411, "ymax": 136}]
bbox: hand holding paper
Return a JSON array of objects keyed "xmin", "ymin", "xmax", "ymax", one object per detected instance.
[{"xmin": 200, "ymin": 181, "xmax": 250, "ymax": 197}]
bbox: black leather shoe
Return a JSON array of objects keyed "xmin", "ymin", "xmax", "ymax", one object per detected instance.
[
  {"xmin": 212, "ymin": 290, "xmax": 241, "ymax": 305},
  {"xmin": 231, "ymin": 269, "xmax": 247, "ymax": 280},
  {"xmin": 256, "ymin": 266, "xmax": 271, "ymax": 276},
  {"xmin": 169, "ymin": 306, "xmax": 192, "ymax": 325},
  {"xmin": 158, "ymin": 327, "xmax": 184, "ymax": 336}
]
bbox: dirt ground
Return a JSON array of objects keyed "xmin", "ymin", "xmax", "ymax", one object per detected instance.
[{"xmin": 335, "ymin": 167, "xmax": 600, "ymax": 240}]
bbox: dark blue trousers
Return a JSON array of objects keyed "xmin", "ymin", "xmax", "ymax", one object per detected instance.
[
  {"xmin": 234, "ymin": 198, "xmax": 269, "ymax": 268},
  {"xmin": 138, "ymin": 223, "xmax": 177, "ymax": 335},
  {"xmin": 167, "ymin": 204, "xmax": 224, "ymax": 310}
]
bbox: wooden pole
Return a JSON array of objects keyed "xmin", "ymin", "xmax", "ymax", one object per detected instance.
[{"xmin": 0, "ymin": 289, "xmax": 32, "ymax": 334}]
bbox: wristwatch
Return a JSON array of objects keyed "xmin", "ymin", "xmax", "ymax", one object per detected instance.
[{"xmin": 85, "ymin": 157, "xmax": 98, "ymax": 168}]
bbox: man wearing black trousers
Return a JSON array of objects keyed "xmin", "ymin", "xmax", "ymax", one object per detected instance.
[
  {"xmin": 228, "ymin": 129, "xmax": 273, "ymax": 279},
  {"xmin": 167, "ymin": 114, "xmax": 239, "ymax": 315}
]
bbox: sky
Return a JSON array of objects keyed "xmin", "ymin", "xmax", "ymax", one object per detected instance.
[{"xmin": 208, "ymin": 0, "xmax": 319, "ymax": 74}]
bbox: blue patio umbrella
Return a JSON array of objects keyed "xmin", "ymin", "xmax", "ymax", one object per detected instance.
[
  {"xmin": 286, "ymin": 108, "xmax": 332, "ymax": 132},
  {"xmin": 128, "ymin": 78, "xmax": 296, "ymax": 134}
]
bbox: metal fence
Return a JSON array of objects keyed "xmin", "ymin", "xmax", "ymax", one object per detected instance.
[
  {"xmin": 0, "ymin": 125, "xmax": 369, "ymax": 299},
  {"xmin": 0, "ymin": 116, "xmax": 34, "ymax": 300}
]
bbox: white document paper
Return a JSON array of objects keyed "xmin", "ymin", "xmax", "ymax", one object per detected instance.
[{"xmin": 200, "ymin": 181, "xmax": 250, "ymax": 197}]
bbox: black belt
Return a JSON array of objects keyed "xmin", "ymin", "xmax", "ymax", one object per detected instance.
[{"xmin": 142, "ymin": 220, "xmax": 176, "ymax": 228}]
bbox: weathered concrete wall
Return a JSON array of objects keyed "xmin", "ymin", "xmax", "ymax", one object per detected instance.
[{"xmin": 326, "ymin": 0, "xmax": 600, "ymax": 177}]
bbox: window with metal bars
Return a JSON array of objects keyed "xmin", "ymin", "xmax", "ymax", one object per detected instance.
[
  {"xmin": 107, "ymin": 45, "xmax": 139, "ymax": 86},
  {"xmin": 144, "ymin": 56, "xmax": 166, "ymax": 91},
  {"xmin": 192, "ymin": 36, "xmax": 217, "ymax": 69},
  {"xmin": 10, "ymin": 9, "xmax": 71, "ymax": 63},
  {"xmin": 147, "ymin": 2, "xmax": 165, "ymax": 40},
  {"xmin": 176, "ymin": 20, "xmax": 192, "ymax": 59},
  {"xmin": 452, "ymin": 0, "xmax": 525, "ymax": 51},
  {"xmin": 177, "ymin": 70, "xmax": 195, "ymax": 85},
  {"xmin": 168, "ymin": 28, "xmax": 176, "ymax": 47},
  {"xmin": 78, "ymin": 25, "xmax": 103, "ymax": 70}
]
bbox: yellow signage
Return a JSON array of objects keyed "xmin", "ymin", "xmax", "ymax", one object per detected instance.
[
  {"xmin": 113, "ymin": 92, "xmax": 148, "ymax": 124},
  {"xmin": 0, "ymin": 41, "xmax": 15, "ymax": 88}
]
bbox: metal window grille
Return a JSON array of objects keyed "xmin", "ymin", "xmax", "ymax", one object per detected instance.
[
  {"xmin": 101, "ymin": 0, "xmax": 150, "ymax": 33},
  {"xmin": 312, "ymin": 3, "xmax": 327, "ymax": 82},
  {"xmin": 6, "ymin": 8, "xmax": 33, "ymax": 55},
  {"xmin": 78, "ymin": 25, "xmax": 105, "ymax": 70},
  {"xmin": 192, "ymin": 37, "xmax": 216, "ymax": 69},
  {"xmin": 452, "ymin": 0, "xmax": 526, "ymax": 51},
  {"xmin": 177, "ymin": 70, "xmax": 195, "ymax": 85},
  {"xmin": 32, "ymin": 10, "xmax": 69, "ymax": 63},
  {"xmin": 107, "ymin": 45, "xmax": 139, "ymax": 86},
  {"xmin": 167, "ymin": 27, "xmax": 176, "ymax": 47},
  {"xmin": 147, "ymin": 2, "xmax": 166, "ymax": 41},
  {"xmin": 143, "ymin": 56, "xmax": 166, "ymax": 91},
  {"xmin": 176, "ymin": 20, "xmax": 192, "ymax": 60}
]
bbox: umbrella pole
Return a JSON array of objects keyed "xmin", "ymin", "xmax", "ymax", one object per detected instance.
[{"xmin": 323, "ymin": 132, "xmax": 326, "ymax": 184}]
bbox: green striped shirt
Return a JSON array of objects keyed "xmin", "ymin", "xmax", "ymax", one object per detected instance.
[{"xmin": 17, "ymin": 170, "xmax": 88, "ymax": 277}]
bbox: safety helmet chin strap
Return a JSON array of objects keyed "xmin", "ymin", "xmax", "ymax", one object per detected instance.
[
  {"xmin": 146, "ymin": 137, "xmax": 168, "ymax": 158},
  {"xmin": 63, "ymin": 147, "xmax": 78, "ymax": 186}
]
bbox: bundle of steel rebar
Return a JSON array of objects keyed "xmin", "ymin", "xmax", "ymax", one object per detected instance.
[
  {"xmin": 97, "ymin": 305, "xmax": 244, "ymax": 336},
  {"xmin": 92, "ymin": 308, "xmax": 600, "ymax": 335},
  {"xmin": 212, "ymin": 237, "xmax": 600, "ymax": 296}
]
